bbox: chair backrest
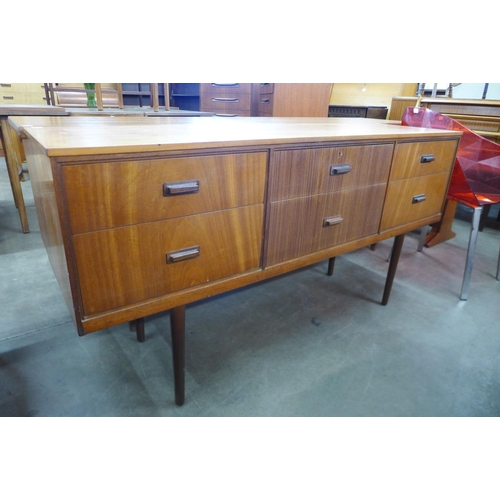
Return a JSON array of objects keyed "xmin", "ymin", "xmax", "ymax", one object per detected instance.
[{"xmin": 402, "ymin": 107, "xmax": 500, "ymax": 206}]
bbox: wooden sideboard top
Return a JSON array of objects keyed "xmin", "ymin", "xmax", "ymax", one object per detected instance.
[{"xmin": 13, "ymin": 116, "xmax": 462, "ymax": 157}]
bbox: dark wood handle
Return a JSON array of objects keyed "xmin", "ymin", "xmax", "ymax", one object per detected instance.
[
  {"xmin": 167, "ymin": 246, "xmax": 200, "ymax": 264},
  {"xmin": 323, "ymin": 216, "xmax": 344, "ymax": 227},
  {"xmin": 330, "ymin": 164, "xmax": 352, "ymax": 176},
  {"xmin": 420, "ymin": 155, "xmax": 435, "ymax": 163},
  {"xmin": 412, "ymin": 194, "xmax": 426, "ymax": 204},
  {"xmin": 163, "ymin": 180, "xmax": 199, "ymax": 196}
]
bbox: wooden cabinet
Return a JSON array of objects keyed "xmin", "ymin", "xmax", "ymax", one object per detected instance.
[
  {"xmin": 0, "ymin": 83, "xmax": 47, "ymax": 105},
  {"xmin": 16, "ymin": 116, "xmax": 460, "ymax": 404},
  {"xmin": 266, "ymin": 144, "xmax": 394, "ymax": 266},
  {"xmin": 200, "ymin": 83, "xmax": 332, "ymax": 117},
  {"xmin": 380, "ymin": 140, "xmax": 458, "ymax": 231}
]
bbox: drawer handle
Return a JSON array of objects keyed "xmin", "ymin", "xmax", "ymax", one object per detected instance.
[
  {"xmin": 214, "ymin": 114, "xmax": 239, "ymax": 117},
  {"xmin": 163, "ymin": 180, "xmax": 199, "ymax": 196},
  {"xmin": 211, "ymin": 83, "xmax": 239, "ymax": 88},
  {"xmin": 212, "ymin": 97, "xmax": 239, "ymax": 102},
  {"xmin": 261, "ymin": 83, "xmax": 270, "ymax": 87},
  {"xmin": 1, "ymin": 83, "xmax": 12, "ymax": 87},
  {"xmin": 420, "ymin": 155, "xmax": 435, "ymax": 163},
  {"xmin": 323, "ymin": 216, "xmax": 344, "ymax": 227},
  {"xmin": 330, "ymin": 164, "xmax": 352, "ymax": 176},
  {"xmin": 261, "ymin": 98, "xmax": 270, "ymax": 104},
  {"xmin": 412, "ymin": 194, "xmax": 426, "ymax": 204},
  {"xmin": 3, "ymin": 95, "xmax": 14, "ymax": 100},
  {"xmin": 167, "ymin": 246, "xmax": 200, "ymax": 264}
]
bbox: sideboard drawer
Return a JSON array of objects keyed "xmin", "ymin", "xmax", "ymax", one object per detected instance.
[
  {"xmin": 74, "ymin": 205, "xmax": 264, "ymax": 315},
  {"xmin": 266, "ymin": 184, "xmax": 386, "ymax": 266},
  {"xmin": 380, "ymin": 173, "xmax": 450, "ymax": 231},
  {"xmin": 258, "ymin": 94, "xmax": 274, "ymax": 115},
  {"xmin": 200, "ymin": 83, "xmax": 253, "ymax": 95},
  {"xmin": 390, "ymin": 140, "xmax": 458, "ymax": 180},
  {"xmin": 259, "ymin": 83, "xmax": 274, "ymax": 94},
  {"xmin": 200, "ymin": 93, "xmax": 252, "ymax": 112},
  {"xmin": 269, "ymin": 144, "xmax": 393, "ymax": 201},
  {"xmin": 64, "ymin": 152, "xmax": 267, "ymax": 234}
]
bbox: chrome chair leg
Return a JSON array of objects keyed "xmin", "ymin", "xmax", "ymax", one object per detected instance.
[
  {"xmin": 460, "ymin": 206, "xmax": 483, "ymax": 300},
  {"xmin": 496, "ymin": 243, "xmax": 500, "ymax": 281},
  {"xmin": 417, "ymin": 225, "xmax": 428, "ymax": 252}
]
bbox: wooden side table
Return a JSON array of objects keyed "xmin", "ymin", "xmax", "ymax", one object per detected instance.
[{"xmin": 0, "ymin": 105, "xmax": 68, "ymax": 233}]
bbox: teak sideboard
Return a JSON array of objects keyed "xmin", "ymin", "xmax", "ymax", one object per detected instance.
[{"xmin": 13, "ymin": 116, "xmax": 461, "ymax": 406}]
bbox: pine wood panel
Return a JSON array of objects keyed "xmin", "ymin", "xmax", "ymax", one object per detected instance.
[
  {"xmin": 380, "ymin": 173, "xmax": 450, "ymax": 231},
  {"xmin": 272, "ymin": 84, "xmax": 332, "ymax": 117},
  {"xmin": 266, "ymin": 184, "xmax": 386, "ymax": 266},
  {"xmin": 269, "ymin": 144, "xmax": 393, "ymax": 201},
  {"xmin": 73, "ymin": 205, "xmax": 264, "ymax": 315},
  {"xmin": 63, "ymin": 152, "xmax": 267, "ymax": 234},
  {"xmin": 390, "ymin": 140, "xmax": 458, "ymax": 181}
]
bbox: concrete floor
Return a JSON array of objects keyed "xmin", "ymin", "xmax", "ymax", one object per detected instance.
[{"xmin": 1, "ymin": 157, "xmax": 500, "ymax": 417}]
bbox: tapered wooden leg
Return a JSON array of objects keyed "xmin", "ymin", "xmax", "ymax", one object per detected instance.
[
  {"xmin": 170, "ymin": 306, "xmax": 186, "ymax": 406},
  {"xmin": 382, "ymin": 234, "xmax": 405, "ymax": 305},
  {"xmin": 327, "ymin": 257, "xmax": 335, "ymax": 276},
  {"xmin": 129, "ymin": 318, "xmax": 146, "ymax": 342}
]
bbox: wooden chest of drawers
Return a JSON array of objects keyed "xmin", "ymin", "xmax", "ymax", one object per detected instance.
[
  {"xmin": 0, "ymin": 83, "xmax": 47, "ymax": 105},
  {"xmin": 200, "ymin": 83, "xmax": 332, "ymax": 117},
  {"xmin": 16, "ymin": 116, "xmax": 460, "ymax": 405}
]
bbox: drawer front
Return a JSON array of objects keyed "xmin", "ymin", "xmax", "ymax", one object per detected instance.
[
  {"xmin": 266, "ymin": 184, "xmax": 386, "ymax": 266},
  {"xmin": 1, "ymin": 93, "xmax": 47, "ymax": 104},
  {"xmin": 0, "ymin": 83, "xmax": 45, "ymax": 93},
  {"xmin": 64, "ymin": 152, "xmax": 267, "ymax": 234},
  {"xmin": 390, "ymin": 140, "xmax": 458, "ymax": 180},
  {"xmin": 200, "ymin": 83, "xmax": 252, "ymax": 95},
  {"xmin": 269, "ymin": 144, "xmax": 394, "ymax": 201},
  {"xmin": 380, "ymin": 173, "xmax": 450, "ymax": 231},
  {"xmin": 259, "ymin": 83, "xmax": 274, "ymax": 94},
  {"xmin": 258, "ymin": 94, "xmax": 274, "ymax": 115},
  {"xmin": 200, "ymin": 93, "xmax": 252, "ymax": 112},
  {"xmin": 203, "ymin": 109, "xmax": 252, "ymax": 117},
  {"xmin": 74, "ymin": 205, "xmax": 264, "ymax": 315}
]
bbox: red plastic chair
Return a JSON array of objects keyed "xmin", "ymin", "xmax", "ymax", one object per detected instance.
[{"xmin": 402, "ymin": 106, "xmax": 500, "ymax": 300}]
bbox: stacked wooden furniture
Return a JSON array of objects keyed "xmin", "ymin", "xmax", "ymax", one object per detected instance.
[
  {"xmin": 418, "ymin": 98, "xmax": 500, "ymax": 246},
  {"xmin": 200, "ymin": 83, "xmax": 332, "ymax": 117},
  {"xmin": 13, "ymin": 116, "xmax": 460, "ymax": 405},
  {"xmin": 421, "ymin": 98, "xmax": 500, "ymax": 144},
  {"xmin": 0, "ymin": 84, "xmax": 48, "ymax": 156},
  {"xmin": 0, "ymin": 83, "xmax": 47, "ymax": 105}
]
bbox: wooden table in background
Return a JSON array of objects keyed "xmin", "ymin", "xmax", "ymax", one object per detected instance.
[{"xmin": 1, "ymin": 105, "xmax": 212, "ymax": 233}]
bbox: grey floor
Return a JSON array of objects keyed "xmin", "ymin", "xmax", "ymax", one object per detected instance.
[{"xmin": 1, "ymin": 157, "xmax": 500, "ymax": 417}]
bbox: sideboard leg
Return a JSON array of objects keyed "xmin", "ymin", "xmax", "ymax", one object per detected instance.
[
  {"xmin": 382, "ymin": 234, "xmax": 405, "ymax": 306},
  {"xmin": 170, "ymin": 306, "xmax": 186, "ymax": 406},
  {"xmin": 135, "ymin": 317, "xmax": 145, "ymax": 343},
  {"xmin": 327, "ymin": 257, "xmax": 335, "ymax": 276},
  {"xmin": 129, "ymin": 318, "xmax": 146, "ymax": 342}
]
